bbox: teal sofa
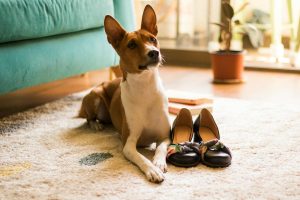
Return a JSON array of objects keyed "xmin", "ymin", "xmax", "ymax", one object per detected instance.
[{"xmin": 0, "ymin": 0, "xmax": 135, "ymax": 94}]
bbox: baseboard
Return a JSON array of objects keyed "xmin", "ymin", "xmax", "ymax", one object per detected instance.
[{"xmin": 0, "ymin": 68, "xmax": 110, "ymax": 118}]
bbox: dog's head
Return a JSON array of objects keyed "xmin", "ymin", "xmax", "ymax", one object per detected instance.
[{"xmin": 104, "ymin": 5, "xmax": 161, "ymax": 77}]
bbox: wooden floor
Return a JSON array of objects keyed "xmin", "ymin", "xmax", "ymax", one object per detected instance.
[
  {"xmin": 160, "ymin": 66, "xmax": 300, "ymax": 104},
  {"xmin": 1, "ymin": 66, "xmax": 300, "ymax": 117}
]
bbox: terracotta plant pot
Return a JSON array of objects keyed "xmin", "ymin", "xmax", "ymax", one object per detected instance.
[{"xmin": 210, "ymin": 50, "xmax": 244, "ymax": 83}]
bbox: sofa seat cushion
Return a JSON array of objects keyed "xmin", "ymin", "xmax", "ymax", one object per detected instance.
[
  {"xmin": 0, "ymin": 28, "xmax": 117, "ymax": 94},
  {"xmin": 0, "ymin": 0, "xmax": 114, "ymax": 43}
]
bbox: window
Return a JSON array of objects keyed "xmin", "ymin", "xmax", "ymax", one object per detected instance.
[{"xmin": 134, "ymin": 0, "xmax": 300, "ymax": 69}]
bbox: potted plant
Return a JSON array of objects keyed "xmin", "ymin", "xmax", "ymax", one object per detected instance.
[{"xmin": 210, "ymin": 1, "xmax": 259, "ymax": 83}]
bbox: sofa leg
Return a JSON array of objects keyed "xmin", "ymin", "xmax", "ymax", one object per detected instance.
[{"xmin": 80, "ymin": 73, "xmax": 88, "ymax": 78}]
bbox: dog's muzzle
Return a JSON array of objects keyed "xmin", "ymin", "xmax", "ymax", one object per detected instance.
[
  {"xmin": 139, "ymin": 50, "xmax": 161, "ymax": 70},
  {"xmin": 148, "ymin": 50, "xmax": 159, "ymax": 60}
]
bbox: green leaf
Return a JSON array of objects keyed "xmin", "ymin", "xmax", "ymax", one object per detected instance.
[
  {"xmin": 222, "ymin": 2, "xmax": 234, "ymax": 20},
  {"xmin": 234, "ymin": 20, "xmax": 242, "ymax": 25},
  {"xmin": 211, "ymin": 22, "xmax": 228, "ymax": 30},
  {"xmin": 242, "ymin": 24, "xmax": 263, "ymax": 48},
  {"xmin": 235, "ymin": 2, "xmax": 249, "ymax": 15}
]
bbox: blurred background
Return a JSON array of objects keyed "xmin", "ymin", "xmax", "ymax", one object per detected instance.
[{"xmin": 134, "ymin": 0, "xmax": 300, "ymax": 69}]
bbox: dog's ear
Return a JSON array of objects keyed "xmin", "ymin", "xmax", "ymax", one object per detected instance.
[
  {"xmin": 104, "ymin": 15, "xmax": 126, "ymax": 47},
  {"xmin": 141, "ymin": 5, "xmax": 158, "ymax": 36}
]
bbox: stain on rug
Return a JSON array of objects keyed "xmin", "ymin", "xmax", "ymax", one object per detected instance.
[
  {"xmin": 0, "ymin": 162, "xmax": 32, "ymax": 177},
  {"xmin": 79, "ymin": 153, "xmax": 113, "ymax": 166}
]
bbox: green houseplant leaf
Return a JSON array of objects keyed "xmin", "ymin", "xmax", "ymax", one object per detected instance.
[
  {"xmin": 211, "ymin": 22, "xmax": 228, "ymax": 30},
  {"xmin": 211, "ymin": 1, "xmax": 261, "ymax": 51},
  {"xmin": 222, "ymin": 2, "xmax": 234, "ymax": 20},
  {"xmin": 235, "ymin": 2, "xmax": 249, "ymax": 15},
  {"xmin": 241, "ymin": 24, "xmax": 263, "ymax": 48}
]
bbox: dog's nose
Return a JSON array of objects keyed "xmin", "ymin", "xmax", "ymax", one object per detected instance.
[{"xmin": 148, "ymin": 50, "xmax": 159, "ymax": 59}]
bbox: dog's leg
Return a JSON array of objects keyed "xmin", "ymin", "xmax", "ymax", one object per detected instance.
[
  {"xmin": 122, "ymin": 123, "xmax": 165, "ymax": 183},
  {"xmin": 123, "ymin": 137, "xmax": 165, "ymax": 183},
  {"xmin": 80, "ymin": 88, "xmax": 112, "ymax": 131},
  {"xmin": 87, "ymin": 120, "xmax": 104, "ymax": 131},
  {"xmin": 86, "ymin": 98, "xmax": 106, "ymax": 131},
  {"xmin": 153, "ymin": 138, "xmax": 170, "ymax": 173}
]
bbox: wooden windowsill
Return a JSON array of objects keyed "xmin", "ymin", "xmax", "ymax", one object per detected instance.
[{"xmin": 161, "ymin": 48, "xmax": 300, "ymax": 74}]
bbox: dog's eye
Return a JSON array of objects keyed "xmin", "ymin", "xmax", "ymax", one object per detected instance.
[
  {"xmin": 127, "ymin": 40, "xmax": 137, "ymax": 49},
  {"xmin": 149, "ymin": 37, "xmax": 156, "ymax": 43}
]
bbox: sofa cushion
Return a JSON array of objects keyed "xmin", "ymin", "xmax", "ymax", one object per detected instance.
[{"xmin": 0, "ymin": 0, "xmax": 114, "ymax": 43}]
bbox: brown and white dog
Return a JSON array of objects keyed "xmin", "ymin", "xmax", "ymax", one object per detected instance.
[{"xmin": 78, "ymin": 5, "xmax": 171, "ymax": 183}]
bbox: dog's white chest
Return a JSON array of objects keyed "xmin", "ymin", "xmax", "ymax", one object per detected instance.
[
  {"xmin": 120, "ymin": 68, "xmax": 170, "ymax": 143},
  {"xmin": 121, "ymin": 68, "xmax": 165, "ymax": 105}
]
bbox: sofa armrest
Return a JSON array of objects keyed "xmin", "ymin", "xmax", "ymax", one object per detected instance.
[{"xmin": 113, "ymin": 0, "xmax": 136, "ymax": 31}]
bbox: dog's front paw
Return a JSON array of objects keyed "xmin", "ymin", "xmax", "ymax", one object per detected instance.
[
  {"xmin": 145, "ymin": 164, "xmax": 165, "ymax": 183},
  {"xmin": 88, "ymin": 121, "xmax": 104, "ymax": 131},
  {"xmin": 153, "ymin": 157, "xmax": 168, "ymax": 173}
]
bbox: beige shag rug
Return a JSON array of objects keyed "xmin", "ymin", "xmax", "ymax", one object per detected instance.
[{"xmin": 1, "ymin": 91, "xmax": 300, "ymax": 200}]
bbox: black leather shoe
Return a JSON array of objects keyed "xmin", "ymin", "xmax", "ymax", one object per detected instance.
[
  {"xmin": 167, "ymin": 108, "xmax": 201, "ymax": 167},
  {"xmin": 193, "ymin": 108, "xmax": 232, "ymax": 167}
]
